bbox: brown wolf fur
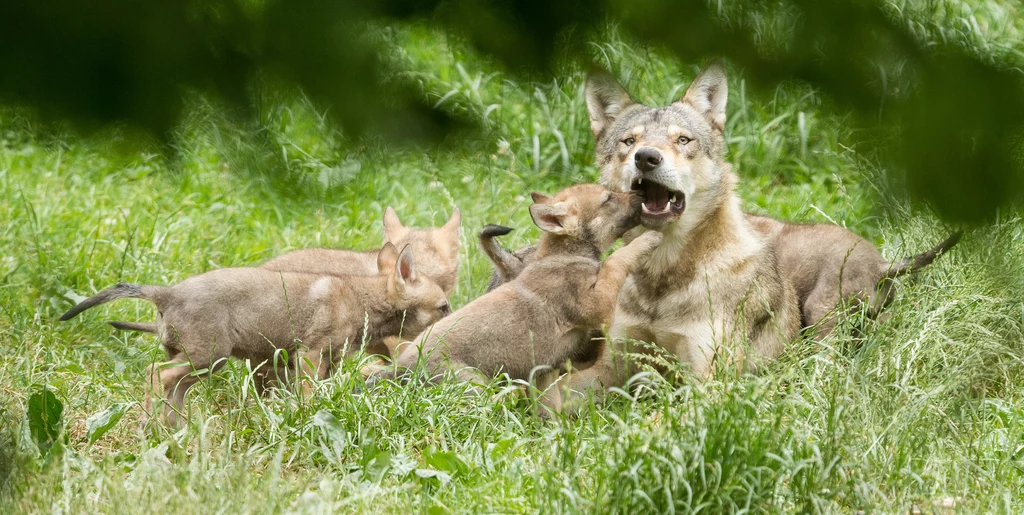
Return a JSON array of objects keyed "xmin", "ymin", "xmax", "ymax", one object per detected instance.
[
  {"xmin": 109, "ymin": 206, "xmax": 461, "ymax": 348},
  {"xmin": 379, "ymin": 184, "xmax": 662, "ymax": 387},
  {"xmin": 261, "ymin": 206, "xmax": 461, "ymax": 295},
  {"xmin": 747, "ymin": 215, "xmax": 961, "ymax": 336},
  {"xmin": 484, "ymin": 220, "xmax": 961, "ymax": 339},
  {"xmin": 61, "ymin": 243, "xmax": 449, "ymax": 426},
  {"xmin": 555, "ymin": 63, "xmax": 802, "ymax": 396}
]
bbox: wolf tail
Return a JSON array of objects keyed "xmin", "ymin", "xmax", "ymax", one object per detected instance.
[
  {"xmin": 479, "ymin": 224, "xmax": 522, "ymax": 291},
  {"xmin": 883, "ymin": 231, "xmax": 963, "ymax": 279},
  {"xmin": 108, "ymin": 321, "xmax": 158, "ymax": 333},
  {"xmin": 479, "ymin": 224, "xmax": 517, "ymax": 288},
  {"xmin": 59, "ymin": 282, "xmax": 165, "ymax": 322}
]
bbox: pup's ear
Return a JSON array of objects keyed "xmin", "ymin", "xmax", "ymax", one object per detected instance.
[
  {"xmin": 680, "ymin": 62, "xmax": 728, "ymax": 132},
  {"xmin": 377, "ymin": 242, "xmax": 400, "ymax": 272},
  {"xmin": 530, "ymin": 191, "xmax": 553, "ymax": 204},
  {"xmin": 394, "ymin": 244, "xmax": 418, "ymax": 287},
  {"xmin": 529, "ymin": 201, "xmax": 570, "ymax": 235},
  {"xmin": 442, "ymin": 207, "xmax": 461, "ymax": 232},
  {"xmin": 383, "ymin": 206, "xmax": 407, "ymax": 242},
  {"xmin": 585, "ymin": 69, "xmax": 634, "ymax": 139}
]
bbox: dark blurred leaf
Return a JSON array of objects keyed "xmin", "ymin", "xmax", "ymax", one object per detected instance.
[
  {"xmin": 1, "ymin": 0, "xmax": 1021, "ymax": 220},
  {"xmin": 27, "ymin": 387, "xmax": 63, "ymax": 455}
]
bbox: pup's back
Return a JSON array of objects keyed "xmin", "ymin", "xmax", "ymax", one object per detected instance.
[
  {"xmin": 141, "ymin": 269, "xmax": 352, "ymax": 362},
  {"xmin": 261, "ymin": 207, "xmax": 461, "ymax": 295},
  {"xmin": 399, "ymin": 256, "xmax": 599, "ymax": 380},
  {"xmin": 262, "ymin": 248, "xmax": 378, "ymax": 277},
  {"xmin": 749, "ymin": 214, "xmax": 960, "ymax": 332}
]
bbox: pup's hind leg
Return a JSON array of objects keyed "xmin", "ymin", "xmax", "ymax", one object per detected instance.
[
  {"xmin": 803, "ymin": 285, "xmax": 841, "ymax": 340},
  {"xmin": 298, "ymin": 347, "xmax": 334, "ymax": 395},
  {"xmin": 145, "ymin": 356, "xmax": 200, "ymax": 428},
  {"xmin": 558, "ymin": 335, "xmax": 640, "ymax": 414}
]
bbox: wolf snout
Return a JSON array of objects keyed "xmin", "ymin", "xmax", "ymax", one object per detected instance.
[{"xmin": 634, "ymin": 147, "xmax": 662, "ymax": 172}]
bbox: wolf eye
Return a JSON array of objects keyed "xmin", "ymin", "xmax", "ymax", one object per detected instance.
[
  {"xmin": 677, "ymin": 136, "xmax": 691, "ymax": 145},
  {"xmin": 622, "ymin": 137, "xmax": 636, "ymax": 146}
]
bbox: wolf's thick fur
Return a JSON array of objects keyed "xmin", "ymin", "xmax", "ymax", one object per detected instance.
[
  {"xmin": 110, "ymin": 206, "xmax": 461, "ymax": 345},
  {"xmin": 380, "ymin": 184, "xmax": 661, "ymax": 388},
  {"xmin": 61, "ymin": 244, "xmax": 449, "ymax": 426},
  {"xmin": 487, "ymin": 222, "xmax": 961, "ymax": 340}
]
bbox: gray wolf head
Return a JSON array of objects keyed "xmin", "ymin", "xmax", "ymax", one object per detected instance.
[{"xmin": 586, "ymin": 64, "xmax": 730, "ymax": 230}]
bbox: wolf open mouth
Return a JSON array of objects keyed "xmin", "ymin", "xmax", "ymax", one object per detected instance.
[{"xmin": 632, "ymin": 178, "xmax": 685, "ymax": 219}]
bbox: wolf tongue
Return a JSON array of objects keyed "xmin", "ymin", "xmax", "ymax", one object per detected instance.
[{"xmin": 645, "ymin": 183, "xmax": 669, "ymax": 211}]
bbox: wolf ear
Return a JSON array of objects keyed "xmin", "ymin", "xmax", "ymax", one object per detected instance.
[
  {"xmin": 383, "ymin": 206, "xmax": 407, "ymax": 242},
  {"xmin": 530, "ymin": 191, "xmax": 553, "ymax": 204},
  {"xmin": 442, "ymin": 207, "xmax": 461, "ymax": 232},
  {"xmin": 377, "ymin": 242, "xmax": 400, "ymax": 272},
  {"xmin": 394, "ymin": 244, "xmax": 417, "ymax": 287},
  {"xmin": 680, "ymin": 63, "xmax": 728, "ymax": 131},
  {"xmin": 529, "ymin": 201, "xmax": 570, "ymax": 235},
  {"xmin": 585, "ymin": 69, "xmax": 634, "ymax": 139}
]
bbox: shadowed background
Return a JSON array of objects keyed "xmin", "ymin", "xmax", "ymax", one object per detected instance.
[{"xmin": 1, "ymin": 0, "xmax": 1022, "ymax": 222}]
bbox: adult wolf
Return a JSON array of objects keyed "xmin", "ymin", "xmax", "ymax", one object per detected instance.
[{"xmin": 565, "ymin": 63, "xmax": 802, "ymax": 392}]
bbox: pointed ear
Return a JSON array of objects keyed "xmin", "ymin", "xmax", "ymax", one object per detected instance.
[
  {"xmin": 394, "ymin": 244, "xmax": 417, "ymax": 286},
  {"xmin": 530, "ymin": 191, "xmax": 553, "ymax": 204},
  {"xmin": 377, "ymin": 242, "xmax": 400, "ymax": 272},
  {"xmin": 585, "ymin": 69, "xmax": 634, "ymax": 139},
  {"xmin": 382, "ymin": 206, "xmax": 406, "ymax": 242},
  {"xmin": 529, "ymin": 202, "xmax": 570, "ymax": 234},
  {"xmin": 680, "ymin": 63, "xmax": 728, "ymax": 131},
  {"xmin": 442, "ymin": 207, "xmax": 461, "ymax": 232}
]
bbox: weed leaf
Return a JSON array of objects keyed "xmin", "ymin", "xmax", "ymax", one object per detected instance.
[
  {"xmin": 86, "ymin": 402, "xmax": 132, "ymax": 446},
  {"xmin": 27, "ymin": 387, "xmax": 63, "ymax": 455}
]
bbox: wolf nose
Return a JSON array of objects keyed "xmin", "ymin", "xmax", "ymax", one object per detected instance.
[{"xmin": 634, "ymin": 148, "xmax": 662, "ymax": 172}]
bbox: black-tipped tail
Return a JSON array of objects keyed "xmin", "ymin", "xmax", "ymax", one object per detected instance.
[
  {"xmin": 479, "ymin": 224, "xmax": 514, "ymax": 238},
  {"xmin": 885, "ymin": 231, "xmax": 963, "ymax": 279},
  {"xmin": 108, "ymin": 321, "xmax": 158, "ymax": 333},
  {"xmin": 479, "ymin": 225, "xmax": 527, "ymax": 292},
  {"xmin": 59, "ymin": 282, "xmax": 146, "ymax": 321}
]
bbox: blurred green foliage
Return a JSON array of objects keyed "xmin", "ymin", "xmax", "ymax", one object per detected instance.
[{"xmin": 1, "ymin": 0, "xmax": 1022, "ymax": 222}]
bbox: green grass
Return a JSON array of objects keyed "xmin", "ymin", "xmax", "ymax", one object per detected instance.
[{"xmin": 3, "ymin": 2, "xmax": 1024, "ymax": 512}]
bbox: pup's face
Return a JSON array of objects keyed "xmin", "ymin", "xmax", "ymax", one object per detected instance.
[
  {"xmin": 383, "ymin": 207, "xmax": 462, "ymax": 296},
  {"xmin": 586, "ymin": 64, "xmax": 729, "ymax": 230},
  {"xmin": 529, "ymin": 184, "xmax": 640, "ymax": 252},
  {"xmin": 377, "ymin": 243, "xmax": 451, "ymax": 331}
]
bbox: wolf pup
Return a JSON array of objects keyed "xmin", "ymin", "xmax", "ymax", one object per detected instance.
[
  {"xmin": 379, "ymin": 184, "xmax": 662, "ymax": 387},
  {"xmin": 60, "ymin": 243, "xmax": 450, "ymax": 426},
  {"xmin": 111, "ymin": 206, "xmax": 461, "ymax": 351},
  {"xmin": 566, "ymin": 63, "xmax": 802, "ymax": 390},
  {"xmin": 746, "ymin": 216, "xmax": 961, "ymax": 336}
]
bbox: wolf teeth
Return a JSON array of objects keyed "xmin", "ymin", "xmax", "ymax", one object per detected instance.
[
  {"xmin": 638, "ymin": 178, "xmax": 642, "ymax": 185},
  {"xmin": 670, "ymin": 194, "xmax": 677, "ymax": 203},
  {"xmin": 641, "ymin": 202, "xmax": 648, "ymax": 211}
]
